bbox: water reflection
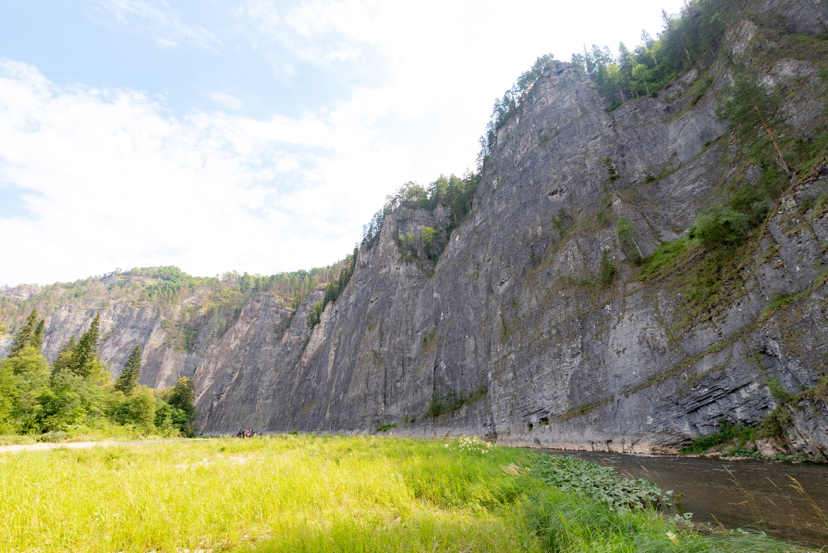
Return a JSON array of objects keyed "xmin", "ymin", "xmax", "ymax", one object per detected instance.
[{"xmin": 541, "ymin": 449, "xmax": 828, "ymax": 546}]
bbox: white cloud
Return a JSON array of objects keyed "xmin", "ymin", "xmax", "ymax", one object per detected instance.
[
  {"xmin": 240, "ymin": 0, "xmax": 689, "ymax": 179},
  {"xmin": 204, "ymin": 90, "xmax": 244, "ymax": 111},
  {"xmin": 0, "ymin": 59, "xmax": 407, "ymax": 285},
  {"xmin": 155, "ymin": 37, "xmax": 179, "ymax": 48},
  {"xmin": 93, "ymin": 0, "xmax": 221, "ymax": 50}
]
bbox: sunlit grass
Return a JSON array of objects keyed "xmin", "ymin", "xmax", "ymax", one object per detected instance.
[
  {"xmin": 0, "ymin": 435, "xmax": 542, "ymax": 552},
  {"xmin": 0, "ymin": 435, "xmax": 812, "ymax": 552}
]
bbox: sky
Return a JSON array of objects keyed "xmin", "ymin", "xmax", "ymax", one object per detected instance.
[{"xmin": 0, "ymin": 0, "xmax": 686, "ymax": 287}]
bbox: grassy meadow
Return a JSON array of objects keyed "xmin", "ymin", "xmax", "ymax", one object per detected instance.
[{"xmin": 0, "ymin": 434, "xmax": 813, "ymax": 553}]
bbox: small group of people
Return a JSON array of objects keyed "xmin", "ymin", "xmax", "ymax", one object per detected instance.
[{"xmin": 236, "ymin": 429, "xmax": 257, "ymax": 438}]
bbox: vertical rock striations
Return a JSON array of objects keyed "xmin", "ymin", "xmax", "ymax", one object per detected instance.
[{"xmin": 193, "ymin": 0, "xmax": 828, "ymax": 459}]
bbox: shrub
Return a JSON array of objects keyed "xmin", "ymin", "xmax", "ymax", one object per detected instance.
[
  {"xmin": 599, "ymin": 250, "xmax": 617, "ymax": 288},
  {"xmin": 757, "ymin": 407, "xmax": 791, "ymax": 438},
  {"xmin": 307, "ymin": 302, "xmax": 323, "ymax": 328},
  {"xmin": 689, "ymin": 206, "xmax": 752, "ymax": 249},
  {"xmin": 616, "ymin": 216, "xmax": 642, "ymax": 262},
  {"xmin": 427, "ymin": 387, "xmax": 487, "ymax": 417},
  {"xmin": 680, "ymin": 421, "xmax": 755, "ymax": 455},
  {"xmin": 604, "ymin": 158, "xmax": 619, "ymax": 181},
  {"xmin": 640, "ymin": 237, "xmax": 689, "ymax": 276}
]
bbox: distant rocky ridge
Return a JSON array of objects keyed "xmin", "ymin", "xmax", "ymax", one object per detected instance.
[{"xmin": 3, "ymin": 0, "xmax": 827, "ymax": 458}]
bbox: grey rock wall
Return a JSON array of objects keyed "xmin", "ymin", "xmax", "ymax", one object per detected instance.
[{"xmin": 193, "ymin": 0, "xmax": 828, "ymax": 459}]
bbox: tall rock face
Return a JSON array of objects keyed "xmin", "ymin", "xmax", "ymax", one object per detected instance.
[
  {"xmin": 2, "ymin": 0, "xmax": 827, "ymax": 458},
  {"xmin": 0, "ymin": 276, "xmax": 291, "ymax": 390},
  {"xmin": 192, "ymin": 0, "xmax": 828, "ymax": 459}
]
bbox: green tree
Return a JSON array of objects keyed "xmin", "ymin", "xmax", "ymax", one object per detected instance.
[
  {"xmin": 124, "ymin": 387, "xmax": 156, "ymax": 429},
  {"xmin": 0, "ymin": 361, "xmax": 17, "ymax": 430},
  {"xmin": 50, "ymin": 336, "xmax": 76, "ymax": 378},
  {"xmin": 167, "ymin": 377, "xmax": 197, "ymax": 436},
  {"xmin": 153, "ymin": 402, "xmax": 175, "ymax": 433},
  {"xmin": 307, "ymin": 302, "xmax": 323, "ymax": 328},
  {"xmin": 422, "ymin": 227, "xmax": 437, "ymax": 260},
  {"xmin": 1, "ymin": 346, "xmax": 50, "ymax": 433},
  {"xmin": 689, "ymin": 206, "xmax": 752, "ymax": 249},
  {"xmin": 30, "ymin": 319, "xmax": 45, "ymax": 353},
  {"xmin": 114, "ymin": 345, "xmax": 142, "ymax": 395},
  {"xmin": 69, "ymin": 314, "xmax": 101, "ymax": 378},
  {"xmin": 632, "ymin": 64, "xmax": 651, "ymax": 95},
  {"xmin": 8, "ymin": 309, "xmax": 38, "ymax": 358},
  {"xmin": 599, "ymin": 250, "xmax": 617, "ymax": 288},
  {"xmin": 111, "ymin": 385, "xmax": 156, "ymax": 430},
  {"xmin": 40, "ymin": 366, "xmax": 108, "ymax": 432},
  {"xmin": 719, "ymin": 73, "xmax": 790, "ymax": 175},
  {"xmin": 616, "ymin": 217, "xmax": 643, "ymax": 261},
  {"xmin": 35, "ymin": 375, "xmax": 85, "ymax": 432}
]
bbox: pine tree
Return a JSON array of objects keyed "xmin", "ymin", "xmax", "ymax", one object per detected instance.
[
  {"xmin": 30, "ymin": 319, "xmax": 45, "ymax": 353},
  {"xmin": 114, "ymin": 345, "xmax": 142, "ymax": 395},
  {"xmin": 70, "ymin": 313, "xmax": 100, "ymax": 378},
  {"xmin": 8, "ymin": 309, "xmax": 38, "ymax": 358},
  {"xmin": 720, "ymin": 73, "xmax": 790, "ymax": 175},
  {"xmin": 50, "ymin": 336, "xmax": 76, "ymax": 379}
]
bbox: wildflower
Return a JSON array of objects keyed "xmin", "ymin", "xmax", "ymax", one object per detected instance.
[{"xmin": 666, "ymin": 531, "xmax": 679, "ymax": 546}]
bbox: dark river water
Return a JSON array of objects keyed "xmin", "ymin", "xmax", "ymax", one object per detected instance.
[{"xmin": 542, "ymin": 449, "xmax": 828, "ymax": 547}]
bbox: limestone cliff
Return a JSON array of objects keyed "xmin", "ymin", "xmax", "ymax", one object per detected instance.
[
  {"xmin": 2, "ymin": 0, "xmax": 827, "ymax": 458},
  {"xmin": 194, "ymin": 0, "xmax": 828, "ymax": 458}
]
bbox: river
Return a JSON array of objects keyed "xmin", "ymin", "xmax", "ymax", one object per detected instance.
[{"xmin": 542, "ymin": 449, "xmax": 828, "ymax": 547}]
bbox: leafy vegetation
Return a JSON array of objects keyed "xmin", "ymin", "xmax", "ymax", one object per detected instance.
[
  {"xmin": 604, "ymin": 158, "xmax": 619, "ymax": 182},
  {"xmin": 573, "ymin": 0, "xmax": 732, "ymax": 105},
  {"xmin": 478, "ymin": 54, "xmax": 556, "ymax": 167},
  {"xmin": 125, "ymin": 265, "xmax": 344, "ymax": 311},
  {"xmin": 427, "ymin": 387, "xmax": 487, "ymax": 418},
  {"xmin": 616, "ymin": 216, "xmax": 643, "ymax": 262},
  {"xmin": 0, "ymin": 263, "xmax": 353, "ymax": 353},
  {"xmin": 551, "ymin": 208, "xmax": 572, "ymax": 235},
  {"xmin": 598, "ymin": 250, "xmax": 617, "ymax": 288},
  {"xmin": 719, "ymin": 72, "xmax": 791, "ymax": 173},
  {"xmin": 0, "ymin": 310, "xmax": 196, "ymax": 438},
  {"xmin": 679, "ymin": 393, "xmax": 826, "ymax": 462},
  {"xmin": 636, "ymin": 27, "xmax": 828, "ymax": 314},
  {"xmin": 680, "ymin": 420, "xmax": 755, "ymax": 455},
  {"xmin": 0, "ymin": 435, "xmax": 806, "ymax": 552},
  {"xmin": 530, "ymin": 454, "xmax": 667, "ymax": 510},
  {"xmin": 361, "ymin": 173, "xmax": 481, "ymax": 262},
  {"xmin": 307, "ymin": 248, "xmax": 357, "ymax": 329},
  {"xmin": 397, "ymin": 226, "xmax": 440, "ymax": 262},
  {"xmin": 640, "ymin": 237, "xmax": 692, "ymax": 277},
  {"xmin": 683, "ymin": 72, "xmax": 794, "ymax": 251},
  {"xmin": 113, "ymin": 346, "xmax": 142, "ymax": 396}
]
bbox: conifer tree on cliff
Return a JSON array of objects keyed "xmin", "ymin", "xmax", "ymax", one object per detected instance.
[
  {"xmin": 30, "ymin": 319, "xmax": 45, "ymax": 353},
  {"xmin": 114, "ymin": 345, "xmax": 142, "ymax": 395},
  {"xmin": 69, "ymin": 313, "xmax": 101, "ymax": 378},
  {"xmin": 8, "ymin": 309, "xmax": 38, "ymax": 358}
]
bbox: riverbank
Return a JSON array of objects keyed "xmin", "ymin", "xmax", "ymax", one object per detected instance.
[
  {"xmin": 544, "ymin": 448, "xmax": 828, "ymax": 547},
  {"xmin": 1, "ymin": 434, "xmax": 817, "ymax": 552}
]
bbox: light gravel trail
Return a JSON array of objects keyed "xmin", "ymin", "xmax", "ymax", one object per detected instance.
[{"xmin": 0, "ymin": 438, "xmax": 209, "ymax": 454}]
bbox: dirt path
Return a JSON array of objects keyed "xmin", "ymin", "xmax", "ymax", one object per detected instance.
[{"xmin": 0, "ymin": 439, "xmax": 206, "ymax": 454}]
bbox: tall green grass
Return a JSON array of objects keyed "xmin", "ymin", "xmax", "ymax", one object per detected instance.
[{"xmin": 0, "ymin": 435, "xmax": 810, "ymax": 552}]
